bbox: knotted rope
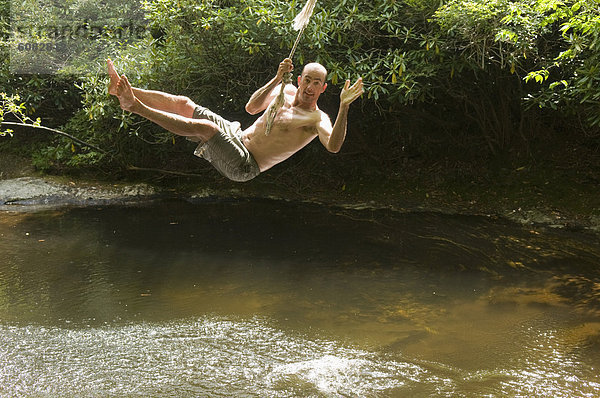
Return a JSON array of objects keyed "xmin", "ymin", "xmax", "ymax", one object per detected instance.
[{"xmin": 265, "ymin": 0, "xmax": 316, "ymax": 135}]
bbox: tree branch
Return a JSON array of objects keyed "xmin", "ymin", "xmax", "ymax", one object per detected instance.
[
  {"xmin": 1, "ymin": 121, "xmax": 108, "ymax": 154},
  {"xmin": 126, "ymin": 165, "xmax": 207, "ymax": 177}
]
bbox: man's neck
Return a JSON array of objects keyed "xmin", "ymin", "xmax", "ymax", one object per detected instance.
[{"xmin": 292, "ymin": 94, "xmax": 318, "ymax": 111}]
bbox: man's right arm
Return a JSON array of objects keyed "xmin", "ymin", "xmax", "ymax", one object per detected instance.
[{"xmin": 245, "ymin": 58, "xmax": 294, "ymax": 115}]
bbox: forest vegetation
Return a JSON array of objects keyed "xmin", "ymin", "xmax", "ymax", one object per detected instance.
[{"xmin": 1, "ymin": 0, "xmax": 599, "ymax": 214}]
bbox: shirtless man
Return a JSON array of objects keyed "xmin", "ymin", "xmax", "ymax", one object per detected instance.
[{"xmin": 107, "ymin": 58, "xmax": 363, "ymax": 182}]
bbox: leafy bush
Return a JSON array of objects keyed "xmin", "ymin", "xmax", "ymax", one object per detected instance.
[{"xmin": 2, "ymin": 0, "xmax": 600, "ymax": 173}]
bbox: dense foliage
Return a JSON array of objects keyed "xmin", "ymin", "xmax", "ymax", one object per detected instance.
[{"xmin": 1, "ymin": 0, "xmax": 599, "ymax": 174}]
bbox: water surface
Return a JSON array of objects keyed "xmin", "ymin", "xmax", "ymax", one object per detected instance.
[{"xmin": 1, "ymin": 199, "xmax": 599, "ymax": 397}]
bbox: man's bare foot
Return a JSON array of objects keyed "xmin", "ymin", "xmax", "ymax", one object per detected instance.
[
  {"xmin": 107, "ymin": 59, "xmax": 120, "ymax": 96},
  {"xmin": 116, "ymin": 74, "xmax": 138, "ymax": 112}
]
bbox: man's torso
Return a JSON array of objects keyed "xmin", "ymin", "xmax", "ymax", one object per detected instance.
[{"xmin": 242, "ymin": 93, "xmax": 325, "ymax": 172}]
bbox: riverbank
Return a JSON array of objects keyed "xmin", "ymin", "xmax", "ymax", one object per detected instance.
[{"xmin": 1, "ymin": 160, "xmax": 599, "ymax": 235}]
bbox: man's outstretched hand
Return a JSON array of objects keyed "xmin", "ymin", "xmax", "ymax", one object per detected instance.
[
  {"xmin": 340, "ymin": 77, "xmax": 364, "ymax": 107},
  {"xmin": 107, "ymin": 58, "xmax": 120, "ymax": 96}
]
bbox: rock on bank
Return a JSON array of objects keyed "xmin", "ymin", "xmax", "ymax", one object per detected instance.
[{"xmin": 0, "ymin": 177, "xmax": 157, "ymax": 210}]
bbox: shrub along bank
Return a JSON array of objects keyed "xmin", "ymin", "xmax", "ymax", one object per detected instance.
[{"xmin": 0, "ymin": 0, "xmax": 599, "ymax": 217}]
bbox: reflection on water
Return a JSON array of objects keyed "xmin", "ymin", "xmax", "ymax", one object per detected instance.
[
  {"xmin": 0, "ymin": 199, "xmax": 599, "ymax": 397},
  {"xmin": 0, "ymin": 318, "xmax": 420, "ymax": 397}
]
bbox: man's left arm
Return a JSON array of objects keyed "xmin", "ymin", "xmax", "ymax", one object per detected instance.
[{"xmin": 318, "ymin": 77, "xmax": 364, "ymax": 153}]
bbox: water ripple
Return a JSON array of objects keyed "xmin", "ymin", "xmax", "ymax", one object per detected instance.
[{"xmin": 0, "ymin": 316, "xmax": 433, "ymax": 397}]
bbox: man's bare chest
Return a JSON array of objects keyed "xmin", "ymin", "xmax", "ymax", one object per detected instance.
[{"xmin": 272, "ymin": 104, "xmax": 321, "ymax": 133}]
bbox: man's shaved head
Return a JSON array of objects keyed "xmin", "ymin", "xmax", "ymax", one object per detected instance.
[{"xmin": 302, "ymin": 63, "xmax": 328, "ymax": 81}]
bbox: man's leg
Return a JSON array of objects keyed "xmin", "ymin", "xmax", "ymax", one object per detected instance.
[
  {"xmin": 116, "ymin": 74, "xmax": 218, "ymax": 142},
  {"xmin": 108, "ymin": 59, "xmax": 195, "ymax": 118}
]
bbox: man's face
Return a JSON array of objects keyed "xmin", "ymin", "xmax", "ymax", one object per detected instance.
[{"xmin": 297, "ymin": 64, "xmax": 327, "ymax": 106}]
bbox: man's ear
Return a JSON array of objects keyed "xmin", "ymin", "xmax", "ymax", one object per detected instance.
[
  {"xmin": 297, "ymin": 75, "xmax": 302, "ymax": 85},
  {"xmin": 321, "ymin": 83, "xmax": 328, "ymax": 93}
]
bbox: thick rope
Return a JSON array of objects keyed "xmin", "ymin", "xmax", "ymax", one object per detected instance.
[
  {"xmin": 265, "ymin": 0, "xmax": 315, "ymax": 135},
  {"xmin": 264, "ymin": 26, "xmax": 306, "ymax": 136}
]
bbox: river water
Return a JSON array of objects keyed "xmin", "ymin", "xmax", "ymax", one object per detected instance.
[{"xmin": 0, "ymin": 199, "xmax": 599, "ymax": 397}]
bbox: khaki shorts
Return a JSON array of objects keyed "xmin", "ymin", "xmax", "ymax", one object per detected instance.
[{"xmin": 192, "ymin": 106, "xmax": 260, "ymax": 182}]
